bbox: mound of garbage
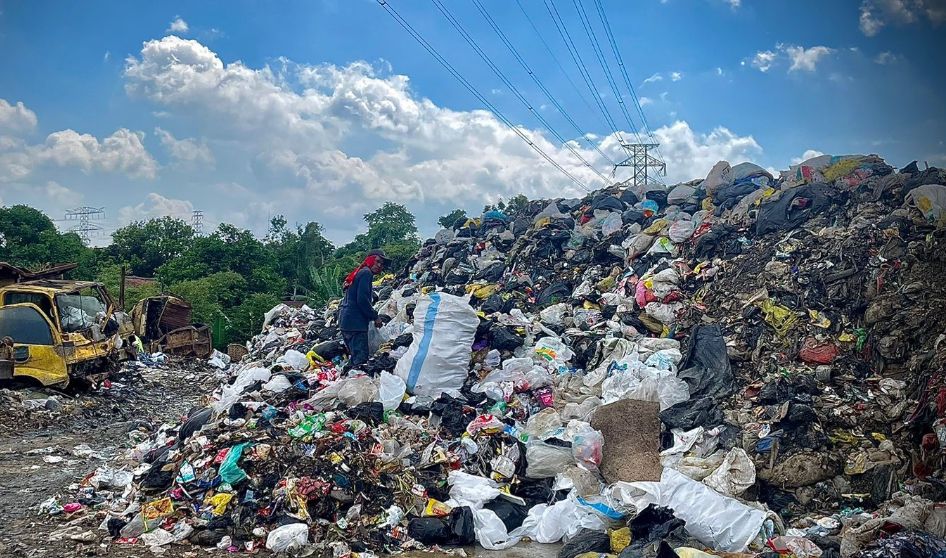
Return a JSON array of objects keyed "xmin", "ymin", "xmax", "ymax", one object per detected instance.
[{"xmin": 49, "ymin": 154, "xmax": 946, "ymax": 557}]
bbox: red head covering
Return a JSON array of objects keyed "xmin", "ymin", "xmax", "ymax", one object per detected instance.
[{"xmin": 343, "ymin": 255, "xmax": 380, "ymax": 290}]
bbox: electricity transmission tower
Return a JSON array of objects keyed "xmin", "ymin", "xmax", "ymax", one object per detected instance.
[
  {"xmin": 64, "ymin": 206, "xmax": 106, "ymax": 245},
  {"xmin": 191, "ymin": 210, "xmax": 205, "ymax": 236},
  {"xmin": 613, "ymin": 143, "xmax": 666, "ymax": 190}
]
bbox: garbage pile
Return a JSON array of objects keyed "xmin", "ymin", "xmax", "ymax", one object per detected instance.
[{"xmin": 51, "ymin": 154, "xmax": 946, "ymax": 557}]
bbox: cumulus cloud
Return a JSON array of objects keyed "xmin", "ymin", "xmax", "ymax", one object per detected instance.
[
  {"xmin": 727, "ymin": 0, "xmax": 741, "ymax": 7},
  {"xmin": 639, "ymin": 97, "xmax": 654, "ymax": 106},
  {"xmin": 751, "ymin": 50, "xmax": 777, "ymax": 72},
  {"xmin": 670, "ymin": 71, "xmax": 684, "ymax": 81},
  {"xmin": 859, "ymin": 0, "xmax": 946, "ymax": 36},
  {"xmin": 0, "ymin": 99, "xmax": 38, "ymax": 135},
  {"xmin": 0, "ymin": 121, "xmax": 158, "ymax": 182},
  {"xmin": 118, "ymin": 36, "xmax": 762, "ymax": 239},
  {"xmin": 155, "ymin": 127, "xmax": 214, "ymax": 167},
  {"xmin": 118, "ymin": 192, "xmax": 194, "ymax": 224},
  {"xmin": 652, "ymin": 121, "xmax": 763, "ymax": 183},
  {"xmin": 785, "ymin": 45, "xmax": 834, "ymax": 72},
  {"xmin": 167, "ymin": 16, "xmax": 189, "ymax": 34}
]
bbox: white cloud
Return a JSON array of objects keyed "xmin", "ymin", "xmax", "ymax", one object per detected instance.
[
  {"xmin": 790, "ymin": 149, "xmax": 825, "ymax": 165},
  {"xmin": 167, "ymin": 16, "xmax": 189, "ymax": 34},
  {"xmin": 642, "ymin": 72, "xmax": 663, "ymax": 85},
  {"xmin": 751, "ymin": 50, "xmax": 777, "ymax": 72},
  {"xmin": 749, "ymin": 45, "xmax": 834, "ymax": 73},
  {"xmin": 874, "ymin": 51, "xmax": 899, "ymax": 64},
  {"xmin": 0, "ymin": 125, "xmax": 157, "ymax": 182},
  {"xmin": 785, "ymin": 45, "xmax": 834, "ymax": 72},
  {"xmin": 716, "ymin": 67, "xmax": 724, "ymax": 76},
  {"xmin": 0, "ymin": 99, "xmax": 38, "ymax": 135},
  {"xmin": 104, "ymin": 50, "xmax": 111, "ymax": 62},
  {"xmin": 43, "ymin": 181, "xmax": 82, "ymax": 207},
  {"xmin": 653, "ymin": 121, "xmax": 763, "ymax": 183},
  {"xmin": 155, "ymin": 127, "xmax": 214, "ymax": 167},
  {"xmin": 639, "ymin": 97, "xmax": 654, "ymax": 106},
  {"xmin": 117, "ymin": 36, "xmax": 763, "ymax": 240},
  {"xmin": 118, "ymin": 192, "xmax": 194, "ymax": 224},
  {"xmin": 727, "ymin": 0, "xmax": 741, "ymax": 7},
  {"xmin": 670, "ymin": 71, "xmax": 684, "ymax": 81},
  {"xmin": 859, "ymin": 0, "xmax": 946, "ymax": 36}
]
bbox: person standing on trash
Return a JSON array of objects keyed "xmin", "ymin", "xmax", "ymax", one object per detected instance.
[{"xmin": 339, "ymin": 249, "xmax": 390, "ymax": 367}]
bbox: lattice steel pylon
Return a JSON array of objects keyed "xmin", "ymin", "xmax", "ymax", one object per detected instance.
[
  {"xmin": 64, "ymin": 206, "xmax": 106, "ymax": 245},
  {"xmin": 612, "ymin": 142, "xmax": 666, "ymax": 190},
  {"xmin": 192, "ymin": 210, "xmax": 205, "ymax": 236}
]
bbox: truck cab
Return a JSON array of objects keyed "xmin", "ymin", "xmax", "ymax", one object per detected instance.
[{"xmin": 0, "ymin": 280, "xmax": 132, "ymax": 387}]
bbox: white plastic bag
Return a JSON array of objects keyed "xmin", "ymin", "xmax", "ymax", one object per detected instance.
[
  {"xmin": 377, "ymin": 371, "xmax": 406, "ymax": 411},
  {"xmin": 266, "ymin": 523, "xmax": 309, "ymax": 553},
  {"xmin": 394, "ymin": 292, "xmax": 478, "ymax": 397},
  {"xmin": 610, "ymin": 468, "xmax": 767, "ymax": 552},
  {"xmin": 276, "ymin": 349, "xmax": 309, "ymax": 370},
  {"xmin": 447, "ymin": 471, "xmax": 501, "ymax": 508},
  {"xmin": 367, "ymin": 323, "xmax": 384, "ymax": 355},
  {"xmin": 213, "ymin": 367, "xmax": 271, "ymax": 412},
  {"xmin": 703, "ymin": 448, "xmax": 755, "ymax": 497},
  {"xmin": 475, "ymin": 508, "xmax": 521, "ymax": 550},
  {"xmin": 262, "ymin": 375, "xmax": 292, "ymax": 393}
]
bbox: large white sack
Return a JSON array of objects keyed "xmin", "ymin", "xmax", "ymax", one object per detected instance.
[
  {"xmin": 610, "ymin": 468, "xmax": 767, "ymax": 552},
  {"xmin": 394, "ymin": 292, "xmax": 478, "ymax": 397}
]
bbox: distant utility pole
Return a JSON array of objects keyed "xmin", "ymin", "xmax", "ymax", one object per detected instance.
[
  {"xmin": 64, "ymin": 206, "xmax": 106, "ymax": 245},
  {"xmin": 191, "ymin": 210, "xmax": 204, "ymax": 236},
  {"xmin": 613, "ymin": 143, "xmax": 667, "ymax": 190}
]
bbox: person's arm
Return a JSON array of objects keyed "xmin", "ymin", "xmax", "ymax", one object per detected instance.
[{"xmin": 355, "ymin": 271, "xmax": 379, "ymax": 323}]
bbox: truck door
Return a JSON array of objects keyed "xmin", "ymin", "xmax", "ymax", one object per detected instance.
[{"xmin": 0, "ymin": 304, "xmax": 69, "ymax": 386}]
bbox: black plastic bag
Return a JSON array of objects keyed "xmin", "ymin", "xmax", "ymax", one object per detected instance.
[
  {"xmin": 755, "ymin": 184, "xmax": 834, "ymax": 235},
  {"xmin": 490, "ymin": 325, "xmax": 524, "ymax": 351},
  {"xmin": 629, "ymin": 505, "xmax": 686, "ymax": 549},
  {"xmin": 348, "ymin": 402, "xmax": 384, "ymax": 425},
  {"xmin": 408, "ymin": 517, "xmax": 451, "ymax": 545},
  {"xmin": 559, "ymin": 528, "xmax": 611, "ymax": 558},
  {"xmin": 677, "ymin": 325, "xmax": 734, "ymax": 401},
  {"xmin": 179, "ymin": 407, "xmax": 212, "ymax": 442},
  {"xmin": 448, "ymin": 506, "xmax": 476, "ymax": 546},
  {"xmin": 537, "ymin": 282, "xmax": 571, "ymax": 306},
  {"xmin": 484, "ymin": 499, "xmax": 529, "ymax": 531},
  {"xmin": 659, "ymin": 397, "xmax": 723, "ymax": 430}
]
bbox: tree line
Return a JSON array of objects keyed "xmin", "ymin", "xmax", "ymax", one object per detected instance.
[{"xmin": 0, "ymin": 202, "xmax": 429, "ymax": 346}]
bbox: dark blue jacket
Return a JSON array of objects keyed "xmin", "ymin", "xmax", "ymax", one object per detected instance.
[{"xmin": 339, "ymin": 267, "xmax": 378, "ymax": 332}]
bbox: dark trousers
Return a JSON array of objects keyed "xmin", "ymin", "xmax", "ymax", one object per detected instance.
[{"xmin": 342, "ymin": 330, "xmax": 369, "ymax": 366}]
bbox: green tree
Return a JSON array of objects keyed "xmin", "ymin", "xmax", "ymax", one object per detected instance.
[
  {"xmin": 228, "ymin": 292, "xmax": 280, "ymax": 344},
  {"xmin": 0, "ymin": 205, "xmax": 91, "ymax": 269},
  {"xmin": 506, "ymin": 194, "xmax": 529, "ymax": 215},
  {"xmin": 364, "ymin": 202, "xmax": 418, "ymax": 249},
  {"xmin": 110, "ymin": 217, "xmax": 196, "ymax": 277},
  {"xmin": 438, "ymin": 209, "xmax": 468, "ymax": 229},
  {"xmin": 167, "ymin": 271, "xmax": 248, "ymax": 325}
]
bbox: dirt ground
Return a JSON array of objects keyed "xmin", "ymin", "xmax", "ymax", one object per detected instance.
[
  {"xmin": 0, "ymin": 365, "xmax": 212, "ymax": 557},
  {"xmin": 0, "ymin": 367, "xmax": 559, "ymax": 558}
]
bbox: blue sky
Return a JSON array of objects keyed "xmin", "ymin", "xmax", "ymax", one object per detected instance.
[{"xmin": 1, "ymin": 0, "xmax": 944, "ymax": 244}]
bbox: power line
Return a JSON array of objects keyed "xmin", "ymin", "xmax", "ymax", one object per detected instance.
[
  {"xmin": 376, "ymin": 0, "xmax": 592, "ymax": 192},
  {"xmin": 569, "ymin": 0, "xmax": 642, "ymax": 143},
  {"xmin": 543, "ymin": 0, "xmax": 626, "ymax": 148},
  {"xmin": 429, "ymin": 0, "xmax": 611, "ymax": 185},
  {"xmin": 590, "ymin": 0, "xmax": 661, "ymax": 154},
  {"xmin": 475, "ymin": 0, "xmax": 615, "ymax": 166}
]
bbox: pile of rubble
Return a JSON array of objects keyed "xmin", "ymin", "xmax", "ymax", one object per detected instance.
[{"xmin": 48, "ymin": 154, "xmax": 946, "ymax": 557}]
